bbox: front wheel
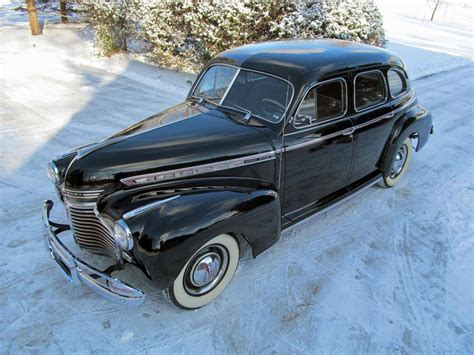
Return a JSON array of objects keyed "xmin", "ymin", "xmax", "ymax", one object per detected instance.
[
  {"xmin": 381, "ymin": 137, "xmax": 413, "ymax": 188},
  {"xmin": 167, "ymin": 234, "xmax": 240, "ymax": 310}
]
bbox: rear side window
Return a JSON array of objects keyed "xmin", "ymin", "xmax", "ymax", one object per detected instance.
[
  {"xmin": 354, "ymin": 70, "xmax": 387, "ymax": 111},
  {"xmin": 388, "ymin": 69, "xmax": 408, "ymax": 98},
  {"xmin": 294, "ymin": 79, "xmax": 346, "ymax": 128}
]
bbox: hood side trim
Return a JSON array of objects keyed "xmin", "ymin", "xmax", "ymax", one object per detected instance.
[{"xmin": 120, "ymin": 151, "xmax": 276, "ymax": 186}]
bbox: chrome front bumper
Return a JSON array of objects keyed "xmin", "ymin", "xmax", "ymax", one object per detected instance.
[{"xmin": 42, "ymin": 200, "xmax": 145, "ymax": 306}]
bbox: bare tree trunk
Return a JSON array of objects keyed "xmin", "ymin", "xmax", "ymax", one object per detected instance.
[
  {"xmin": 60, "ymin": 0, "xmax": 68, "ymax": 24},
  {"xmin": 27, "ymin": 0, "xmax": 41, "ymax": 35},
  {"xmin": 430, "ymin": 0, "xmax": 441, "ymax": 21}
]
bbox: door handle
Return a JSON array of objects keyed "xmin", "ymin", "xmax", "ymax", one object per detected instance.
[{"xmin": 342, "ymin": 127, "xmax": 355, "ymax": 136}]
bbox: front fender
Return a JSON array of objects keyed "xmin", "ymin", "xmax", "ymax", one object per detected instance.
[{"xmin": 99, "ymin": 187, "xmax": 281, "ymax": 290}]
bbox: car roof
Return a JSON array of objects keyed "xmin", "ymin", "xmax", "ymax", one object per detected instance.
[{"xmin": 211, "ymin": 39, "xmax": 405, "ymax": 85}]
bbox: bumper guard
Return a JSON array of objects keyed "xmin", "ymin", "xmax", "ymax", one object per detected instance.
[{"xmin": 42, "ymin": 200, "xmax": 145, "ymax": 306}]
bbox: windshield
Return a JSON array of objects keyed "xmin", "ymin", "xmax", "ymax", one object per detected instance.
[
  {"xmin": 193, "ymin": 65, "xmax": 293, "ymax": 123},
  {"xmin": 193, "ymin": 65, "xmax": 237, "ymax": 104}
]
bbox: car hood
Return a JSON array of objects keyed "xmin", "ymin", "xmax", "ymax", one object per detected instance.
[{"xmin": 64, "ymin": 102, "xmax": 275, "ymax": 190}]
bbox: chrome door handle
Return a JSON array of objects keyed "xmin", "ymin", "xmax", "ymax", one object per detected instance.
[
  {"xmin": 342, "ymin": 127, "xmax": 355, "ymax": 136},
  {"xmin": 384, "ymin": 112, "xmax": 395, "ymax": 119}
]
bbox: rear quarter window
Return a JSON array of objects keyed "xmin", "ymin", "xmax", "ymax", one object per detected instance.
[
  {"xmin": 354, "ymin": 70, "xmax": 387, "ymax": 112},
  {"xmin": 388, "ymin": 69, "xmax": 408, "ymax": 98}
]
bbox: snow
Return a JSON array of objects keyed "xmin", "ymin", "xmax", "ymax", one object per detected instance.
[
  {"xmin": 0, "ymin": 0, "xmax": 82, "ymax": 28},
  {"xmin": 376, "ymin": 0, "xmax": 473, "ymax": 79},
  {"xmin": 1, "ymin": 6, "xmax": 474, "ymax": 354}
]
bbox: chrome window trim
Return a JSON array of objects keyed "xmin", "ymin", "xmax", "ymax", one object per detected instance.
[
  {"xmin": 292, "ymin": 77, "xmax": 348, "ymax": 130},
  {"xmin": 191, "ymin": 63, "xmax": 295, "ymax": 124},
  {"xmin": 123, "ymin": 195, "xmax": 180, "ymax": 220},
  {"xmin": 387, "ymin": 68, "xmax": 408, "ymax": 99},
  {"xmin": 121, "ymin": 151, "xmax": 276, "ymax": 186},
  {"xmin": 282, "ymin": 91, "xmax": 416, "ymax": 147},
  {"xmin": 353, "ymin": 69, "xmax": 388, "ymax": 113},
  {"xmin": 191, "ymin": 64, "xmax": 239, "ymax": 105},
  {"xmin": 285, "ymin": 88, "xmax": 414, "ymax": 136},
  {"xmin": 219, "ymin": 68, "xmax": 241, "ymax": 105}
]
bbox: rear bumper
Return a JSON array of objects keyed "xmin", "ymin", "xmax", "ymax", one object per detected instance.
[{"xmin": 42, "ymin": 200, "xmax": 145, "ymax": 306}]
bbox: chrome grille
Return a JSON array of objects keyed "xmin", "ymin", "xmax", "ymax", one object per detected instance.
[{"xmin": 67, "ymin": 202, "xmax": 119, "ymax": 260}]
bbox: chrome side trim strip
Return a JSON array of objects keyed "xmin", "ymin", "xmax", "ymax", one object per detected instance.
[
  {"xmin": 123, "ymin": 195, "xmax": 180, "ymax": 220},
  {"xmin": 285, "ymin": 127, "xmax": 353, "ymax": 152},
  {"xmin": 355, "ymin": 112, "xmax": 394, "ymax": 130},
  {"xmin": 120, "ymin": 151, "xmax": 276, "ymax": 186}
]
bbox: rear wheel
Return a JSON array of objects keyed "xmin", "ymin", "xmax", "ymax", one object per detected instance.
[
  {"xmin": 167, "ymin": 234, "xmax": 240, "ymax": 310},
  {"xmin": 381, "ymin": 137, "xmax": 413, "ymax": 188}
]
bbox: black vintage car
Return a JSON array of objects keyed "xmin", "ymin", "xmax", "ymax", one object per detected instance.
[{"xmin": 43, "ymin": 39, "xmax": 433, "ymax": 309}]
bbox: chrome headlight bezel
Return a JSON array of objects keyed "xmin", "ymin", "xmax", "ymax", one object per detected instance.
[
  {"xmin": 47, "ymin": 160, "xmax": 60, "ymax": 185},
  {"xmin": 113, "ymin": 219, "xmax": 134, "ymax": 251}
]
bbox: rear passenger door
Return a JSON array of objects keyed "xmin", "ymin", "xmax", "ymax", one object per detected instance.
[
  {"xmin": 348, "ymin": 69, "xmax": 396, "ymax": 185},
  {"xmin": 283, "ymin": 77, "xmax": 354, "ymax": 219}
]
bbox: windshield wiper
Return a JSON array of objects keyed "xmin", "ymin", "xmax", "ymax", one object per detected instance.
[
  {"xmin": 225, "ymin": 103, "xmax": 252, "ymax": 122},
  {"xmin": 191, "ymin": 96, "xmax": 220, "ymax": 108}
]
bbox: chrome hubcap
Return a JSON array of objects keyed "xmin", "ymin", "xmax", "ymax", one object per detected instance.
[
  {"xmin": 184, "ymin": 245, "xmax": 229, "ymax": 296},
  {"xmin": 390, "ymin": 144, "xmax": 408, "ymax": 178},
  {"xmin": 191, "ymin": 252, "xmax": 221, "ymax": 287}
]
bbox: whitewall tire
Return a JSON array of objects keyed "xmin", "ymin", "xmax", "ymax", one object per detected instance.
[{"xmin": 168, "ymin": 234, "xmax": 240, "ymax": 310}]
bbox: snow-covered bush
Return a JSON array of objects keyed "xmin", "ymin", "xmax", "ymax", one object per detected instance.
[
  {"xmin": 324, "ymin": 0, "xmax": 386, "ymax": 46},
  {"xmin": 127, "ymin": 1, "xmax": 290, "ymax": 72},
  {"xmin": 81, "ymin": 0, "xmax": 129, "ymax": 56},
  {"xmin": 82, "ymin": 0, "xmax": 385, "ymax": 71},
  {"xmin": 269, "ymin": 1, "xmax": 325, "ymax": 39}
]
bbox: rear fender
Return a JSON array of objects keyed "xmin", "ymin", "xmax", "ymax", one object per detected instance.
[{"xmin": 380, "ymin": 103, "xmax": 432, "ymax": 173}]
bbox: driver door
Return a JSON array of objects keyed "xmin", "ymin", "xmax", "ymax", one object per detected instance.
[{"xmin": 283, "ymin": 77, "xmax": 354, "ymax": 220}]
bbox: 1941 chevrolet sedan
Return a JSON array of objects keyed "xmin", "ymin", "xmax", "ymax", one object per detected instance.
[{"xmin": 43, "ymin": 39, "xmax": 433, "ymax": 309}]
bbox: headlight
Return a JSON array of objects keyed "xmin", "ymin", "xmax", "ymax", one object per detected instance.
[
  {"xmin": 114, "ymin": 220, "xmax": 134, "ymax": 251},
  {"xmin": 47, "ymin": 160, "xmax": 60, "ymax": 185}
]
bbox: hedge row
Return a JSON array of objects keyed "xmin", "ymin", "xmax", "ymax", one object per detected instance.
[{"xmin": 81, "ymin": 0, "xmax": 386, "ymax": 72}]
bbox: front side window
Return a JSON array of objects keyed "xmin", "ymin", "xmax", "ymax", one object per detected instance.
[
  {"xmin": 354, "ymin": 71, "xmax": 387, "ymax": 111},
  {"xmin": 294, "ymin": 79, "xmax": 346, "ymax": 128},
  {"xmin": 193, "ymin": 65, "xmax": 237, "ymax": 104},
  {"xmin": 388, "ymin": 69, "xmax": 407, "ymax": 98}
]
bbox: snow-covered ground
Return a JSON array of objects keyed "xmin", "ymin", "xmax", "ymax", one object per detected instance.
[
  {"xmin": 1, "ymin": 7, "xmax": 473, "ymax": 354},
  {"xmin": 375, "ymin": 0, "xmax": 473, "ymax": 79}
]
